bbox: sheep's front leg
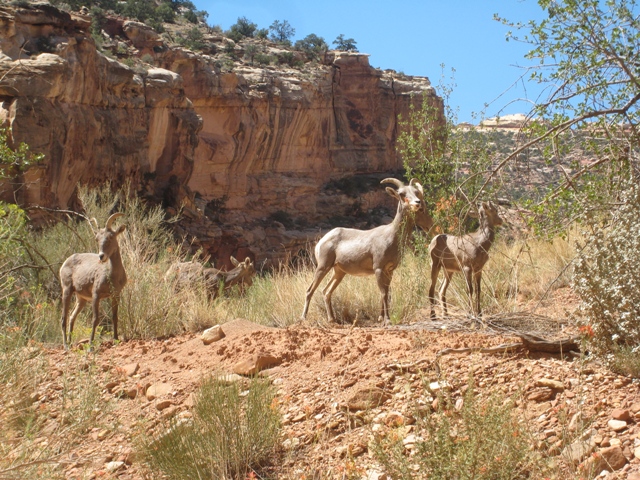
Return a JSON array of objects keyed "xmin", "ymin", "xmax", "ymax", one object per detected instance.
[
  {"xmin": 60, "ymin": 288, "xmax": 76, "ymax": 349},
  {"xmin": 474, "ymin": 271, "xmax": 482, "ymax": 317},
  {"xmin": 375, "ymin": 268, "xmax": 393, "ymax": 325},
  {"xmin": 428, "ymin": 261, "xmax": 441, "ymax": 320},
  {"xmin": 463, "ymin": 266, "xmax": 474, "ymax": 314},
  {"xmin": 67, "ymin": 297, "xmax": 87, "ymax": 348},
  {"xmin": 111, "ymin": 296, "xmax": 120, "ymax": 341},
  {"xmin": 89, "ymin": 294, "xmax": 101, "ymax": 350}
]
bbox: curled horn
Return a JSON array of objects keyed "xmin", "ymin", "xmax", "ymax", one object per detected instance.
[
  {"xmin": 380, "ymin": 178, "xmax": 403, "ymax": 188},
  {"xmin": 409, "ymin": 178, "xmax": 424, "ymax": 195},
  {"xmin": 105, "ymin": 212, "xmax": 124, "ymax": 230}
]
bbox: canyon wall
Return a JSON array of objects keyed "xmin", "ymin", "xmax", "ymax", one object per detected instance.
[{"xmin": 0, "ymin": 3, "xmax": 443, "ymax": 267}]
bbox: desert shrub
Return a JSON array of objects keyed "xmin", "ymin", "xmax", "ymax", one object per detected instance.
[
  {"xmin": 254, "ymin": 53, "xmax": 273, "ymax": 66},
  {"xmin": 141, "ymin": 53, "xmax": 154, "ymax": 64},
  {"xmin": 243, "ymin": 43, "xmax": 258, "ymax": 64},
  {"xmin": 277, "ymin": 51, "xmax": 302, "ymax": 68},
  {"xmin": 372, "ymin": 378, "xmax": 542, "ymax": 479},
  {"xmin": 183, "ymin": 9, "xmax": 197, "ymax": 23},
  {"xmin": 572, "ymin": 180, "xmax": 640, "ymax": 368},
  {"xmin": 141, "ymin": 375, "xmax": 281, "ymax": 479},
  {"xmin": 176, "ymin": 27, "xmax": 206, "ymax": 51}
]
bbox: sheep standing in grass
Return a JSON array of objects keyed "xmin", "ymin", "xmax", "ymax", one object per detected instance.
[
  {"xmin": 428, "ymin": 201, "xmax": 503, "ymax": 319},
  {"xmin": 302, "ymin": 178, "xmax": 433, "ymax": 324},
  {"xmin": 59, "ymin": 213, "xmax": 127, "ymax": 350}
]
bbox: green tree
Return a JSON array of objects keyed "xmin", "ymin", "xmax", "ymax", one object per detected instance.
[
  {"xmin": 119, "ymin": 0, "xmax": 155, "ymax": 22},
  {"xmin": 0, "ymin": 129, "xmax": 44, "ymax": 179},
  {"xmin": 493, "ymin": 0, "xmax": 640, "ymax": 232},
  {"xmin": 493, "ymin": 0, "xmax": 640, "ymax": 365},
  {"xmin": 155, "ymin": 2, "xmax": 175, "ymax": 23},
  {"xmin": 228, "ymin": 16, "xmax": 257, "ymax": 41},
  {"xmin": 333, "ymin": 34, "xmax": 358, "ymax": 52},
  {"xmin": 89, "ymin": 6, "xmax": 106, "ymax": 39},
  {"xmin": 398, "ymin": 70, "xmax": 499, "ymax": 233},
  {"xmin": 294, "ymin": 33, "xmax": 328, "ymax": 61},
  {"xmin": 255, "ymin": 28, "xmax": 269, "ymax": 40},
  {"xmin": 269, "ymin": 19, "xmax": 295, "ymax": 45}
]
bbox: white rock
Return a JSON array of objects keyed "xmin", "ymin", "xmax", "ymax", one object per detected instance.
[
  {"xmin": 608, "ymin": 419, "xmax": 627, "ymax": 432},
  {"xmin": 202, "ymin": 325, "xmax": 225, "ymax": 345},
  {"xmin": 105, "ymin": 461, "xmax": 125, "ymax": 473}
]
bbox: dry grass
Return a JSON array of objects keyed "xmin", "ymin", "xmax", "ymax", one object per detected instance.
[
  {"xmin": 424, "ymin": 233, "xmax": 576, "ymax": 320},
  {"xmin": 0, "ymin": 331, "xmax": 108, "ymax": 479},
  {"xmin": 212, "ymin": 230, "xmax": 576, "ymax": 329}
]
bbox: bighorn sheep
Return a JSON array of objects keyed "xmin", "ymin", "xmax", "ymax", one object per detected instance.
[
  {"xmin": 59, "ymin": 213, "xmax": 127, "ymax": 349},
  {"xmin": 165, "ymin": 256, "xmax": 256, "ymax": 297},
  {"xmin": 428, "ymin": 201, "xmax": 503, "ymax": 319},
  {"xmin": 302, "ymin": 178, "xmax": 433, "ymax": 324}
]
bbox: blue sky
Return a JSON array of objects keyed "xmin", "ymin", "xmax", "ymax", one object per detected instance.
[{"xmin": 190, "ymin": 0, "xmax": 549, "ymax": 123}]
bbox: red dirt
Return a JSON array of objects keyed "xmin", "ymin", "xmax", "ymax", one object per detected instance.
[{"xmin": 24, "ymin": 295, "xmax": 640, "ymax": 479}]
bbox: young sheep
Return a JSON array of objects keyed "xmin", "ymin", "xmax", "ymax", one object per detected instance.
[
  {"xmin": 302, "ymin": 178, "xmax": 433, "ymax": 324},
  {"xmin": 166, "ymin": 256, "xmax": 256, "ymax": 298},
  {"xmin": 59, "ymin": 213, "xmax": 127, "ymax": 349},
  {"xmin": 428, "ymin": 201, "xmax": 503, "ymax": 319}
]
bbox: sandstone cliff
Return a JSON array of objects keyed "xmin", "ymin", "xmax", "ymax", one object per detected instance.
[{"xmin": 0, "ymin": 3, "xmax": 443, "ymax": 267}]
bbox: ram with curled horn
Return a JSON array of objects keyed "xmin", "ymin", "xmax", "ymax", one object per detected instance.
[
  {"xmin": 302, "ymin": 178, "xmax": 433, "ymax": 324},
  {"xmin": 59, "ymin": 212, "xmax": 127, "ymax": 350}
]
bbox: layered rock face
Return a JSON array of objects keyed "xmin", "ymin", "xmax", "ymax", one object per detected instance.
[
  {"xmin": 0, "ymin": 3, "xmax": 443, "ymax": 267},
  {"xmin": 160, "ymin": 48, "xmax": 439, "ymax": 217},
  {"xmin": 0, "ymin": 4, "xmax": 201, "ymax": 210}
]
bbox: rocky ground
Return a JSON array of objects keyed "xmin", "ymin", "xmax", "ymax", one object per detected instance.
[{"xmin": 13, "ymin": 290, "xmax": 640, "ymax": 480}]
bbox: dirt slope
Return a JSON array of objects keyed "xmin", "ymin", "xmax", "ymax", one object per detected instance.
[{"xmin": 24, "ymin": 304, "xmax": 635, "ymax": 480}]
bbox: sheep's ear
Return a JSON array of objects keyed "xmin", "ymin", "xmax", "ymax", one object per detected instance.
[
  {"xmin": 244, "ymin": 257, "xmax": 251, "ymax": 265},
  {"xmin": 116, "ymin": 225, "xmax": 126, "ymax": 234},
  {"xmin": 230, "ymin": 256, "xmax": 239, "ymax": 266},
  {"xmin": 386, "ymin": 187, "xmax": 400, "ymax": 200},
  {"xmin": 482, "ymin": 201, "xmax": 489, "ymax": 209}
]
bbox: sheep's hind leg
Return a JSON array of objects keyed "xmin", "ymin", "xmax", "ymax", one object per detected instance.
[
  {"xmin": 302, "ymin": 266, "xmax": 331, "ymax": 319},
  {"xmin": 322, "ymin": 269, "xmax": 346, "ymax": 323},
  {"xmin": 439, "ymin": 270, "xmax": 453, "ymax": 318}
]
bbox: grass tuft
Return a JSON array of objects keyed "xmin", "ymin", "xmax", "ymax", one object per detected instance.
[
  {"xmin": 372, "ymin": 376, "xmax": 546, "ymax": 479},
  {"xmin": 140, "ymin": 375, "xmax": 281, "ymax": 479}
]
